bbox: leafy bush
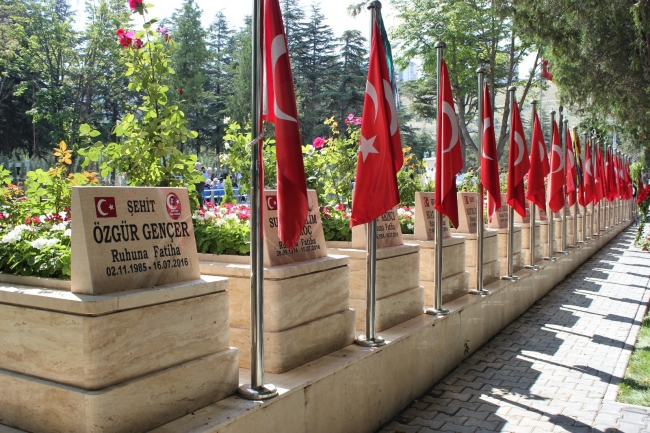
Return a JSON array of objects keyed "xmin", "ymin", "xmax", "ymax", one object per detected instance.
[
  {"xmin": 193, "ymin": 203, "xmax": 250, "ymax": 255},
  {"xmin": 222, "ymin": 177, "xmax": 236, "ymax": 205},
  {"xmin": 321, "ymin": 204, "xmax": 352, "ymax": 241}
]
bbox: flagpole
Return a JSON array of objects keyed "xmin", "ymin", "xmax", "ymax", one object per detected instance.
[
  {"xmin": 558, "ymin": 111, "xmax": 568, "ymax": 254},
  {"xmin": 605, "ymin": 144, "xmax": 610, "ymax": 230},
  {"xmin": 426, "ymin": 39, "xmax": 450, "ymax": 316},
  {"xmin": 502, "ymin": 86, "xmax": 519, "ymax": 281},
  {"xmin": 545, "ymin": 109, "xmax": 557, "ymax": 261},
  {"xmin": 356, "ymin": 0, "xmax": 387, "ymax": 347},
  {"xmin": 238, "ymin": 0, "xmax": 278, "ymax": 401},
  {"xmin": 572, "ymin": 126, "xmax": 580, "ymax": 247},
  {"xmin": 593, "ymin": 131, "xmax": 599, "ymax": 237},
  {"xmin": 472, "ymin": 67, "xmax": 489, "ymax": 295},
  {"xmin": 525, "ymin": 100, "xmax": 540, "ymax": 270},
  {"xmin": 583, "ymin": 130, "xmax": 590, "ymax": 241}
]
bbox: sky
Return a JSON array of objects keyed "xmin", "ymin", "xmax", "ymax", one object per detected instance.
[{"xmin": 70, "ymin": 0, "xmax": 399, "ymax": 43}]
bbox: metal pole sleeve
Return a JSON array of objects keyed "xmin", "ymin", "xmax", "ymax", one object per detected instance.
[
  {"xmin": 366, "ymin": 219, "xmax": 377, "ymax": 339},
  {"xmin": 249, "ymin": 0, "xmax": 264, "ymax": 389},
  {"xmin": 529, "ymin": 100, "xmax": 538, "ymax": 265},
  {"xmin": 572, "ymin": 126, "xmax": 578, "ymax": 245},
  {"xmin": 548, "ymin": 110, "xmax": 556, "ymax": 257},
  {"xmin": 583, "ymin": 131, "xmax": 588, "ymax": 240},
  {"xmin": 477, "ymin": 68, "xmax": 485, "ymax": 291},
  {"xmin": 561, "ymin": 115, "xmax": 567, "ymax": 251},
  {"xmin": 434, "ymin": 40, "xmax": 446, "ymax": 311},
  {"xmin": 507, "ymin": 86, "xmax": 516, "ymax": 277}
]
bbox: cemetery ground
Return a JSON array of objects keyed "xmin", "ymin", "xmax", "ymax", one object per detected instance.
[{"xmin": 379, "ymin": 226, "xmax": 650, "ymax": 433}]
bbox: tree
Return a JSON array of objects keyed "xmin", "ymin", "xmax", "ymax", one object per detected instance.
[
  {"xmin": 392, "ymin": 0, "xmax": 539, "ymax": 161},
  {"xmin": 170, "ymin": 0, "xmax": 210, "ymax": 155},
  {"xmin": 225, "ymin": 17, "xmax": 252, "ymax": 127},
  {"xmin": 337, "ymin": 30, "xmax": 367, "ymax": 131}
]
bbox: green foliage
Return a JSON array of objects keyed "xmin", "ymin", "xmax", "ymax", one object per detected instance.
[
  {"xmin": 618, "ymin": 311, "xmax": 650, "ymax": 406},
  {"xmin": 321, "ymin": 205, "xmax": 352, "ymax": 241},
  {"xmin": 220, "ymin": 121, "xmax": 276, "ymax": 194},
  {"xmin": 193, "ymin": 218, "xmax": 250, "ymax": 255},
  {"xmin": 222, "ymin": 176, "xmax": 236, "ymax": 204},
  {"xmin": 459, "ymin": 169, "xmax": 479, "ymax": 192},
  {"xmin": 303, "ymin": 117, "xmax": 357, "ymax": 206},
  {"xmin": 631, "ymin": 162, "xmax": 645, "ymax": 183},
  {"xmin": 397, "ymin": 150, "xmax": 425, "ymax": 207},
  {"xmin": 78, "ymin": 10, "xmax": 203, "ymax": 188}
]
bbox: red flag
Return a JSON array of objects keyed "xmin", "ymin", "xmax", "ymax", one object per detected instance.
[
  {"xmin": 263, "ymin": 0, "xmax": 308, "ymax": 248},
  {"xmin": 595, "ymin": 145, "xmax": 605, "ymax": 203},
  {"xmin": 548, "ymin": 120, "xmax": 565, "ymax": 213},
  {"xmin": 583, "ymin": 139, "xmax": 594, "ymax": 205},
  {"xmin": 565, "ymin": 129, "xmax": 577, "ymax": 207},
  {"xmin": 606, "ymin": 148, "xmax": 617, "ymax": 201},
  {"xmin": 526, "ymin": 111, "xmax": 549, "ymax": 210},
  {"xmin": 574, "ymin": 134, "xmax": 586, "ymax": 207},
  {"xmin": 625, "ymin": 160, "xmax": 633, "ymax": 199},
  {"xmin": 350, "ymin": 22, "xmax": 403, "ymax": 227},
  {"xmin": 541, "ymin": 59, "xmax": 553, "ymax": 81},
  {"xmin": 435, "ymin": 60, "xmax": 464, "ymax": 228},
  {"xmin": 481, "ymin": 84, "xmax": 501, "ymax": 222},
  {"xmin": 506, "ymin": 99, "xmax": 530, "ymax": 217}
]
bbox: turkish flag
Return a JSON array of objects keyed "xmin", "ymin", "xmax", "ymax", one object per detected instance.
[
  {"xmin": 565, "ymin": 129, "xmax": 577, "ymax": 207},
  {"xmin": 94, "ymin": 197, "xmax": 117, "ymax": 218},
  {"xmin": 350, "ymin": 21, "xmax": 403, "ymax": 227},
  {"xmin": 583, "ymin": 138, "xmax": 595, "ymax": 205},
  {"xmin": 606, "ymin": 148, "xmax": 617, "ymax": 201},
  {"xmin": 548, "ymin": 120, "xmax": 565, "ymax": 213},
  {"xmin": 481, "ymin": 84, "xmax": 501, "ymax": 222},
  {"xmin": 435, "ymin": 60, "xmax": 464, "ymax": 228},
  {"xmin": 263, "ymin": 0, "xmax": 308, "ymax": 248},
  {"xmin": 526, "ymin": 110, "xmax": 549, "ymax": 210},
  {"xmin": 574, "ymin": 134, "xmax": 586, "ymax": 207},
  {"xmin": 595, "ymin": 145, "xmax": 605, "ymax": 203},
  {"xmin": 506, "ymin": 99, "xmax": 529, "ymax": 217}
]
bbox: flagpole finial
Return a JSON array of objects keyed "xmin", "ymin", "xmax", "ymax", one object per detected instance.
[
  {"xmin": 531, "ymin": 100, "xmax": 537, "ymax": 106},
  {"xmin": 476, "ymin": 67, "xmax": 486, "ymax": 74},
  {"xmin": 550, "ymin": 110, "xmax": 556, "ymax": 116},
  {"xmin": 563, "ymin": 118, "xmax": 568, "ymax": 125},
  {"xmin": 367, "ymin": 0, "xmax": 382, "ymax": 10},
  {"xmin": 559, "ymin": 106, "xmax": 564, "ymax": 114},
  {"xmin": 435, "ymin": 41, "xmax": 446, "ymax": 49},
  {"xmin": 508, "ymin": 86, "xmax": 516, "ymax": 92}
]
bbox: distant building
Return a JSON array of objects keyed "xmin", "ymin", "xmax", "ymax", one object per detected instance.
[{"xmin": 397, "ymin": 60, "xmax": 420, "ymax": 82}]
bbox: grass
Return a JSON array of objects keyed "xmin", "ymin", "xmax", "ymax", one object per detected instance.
[{"xmin": 618, "ymin": 311, "xmax": 650, "ymax": 406}]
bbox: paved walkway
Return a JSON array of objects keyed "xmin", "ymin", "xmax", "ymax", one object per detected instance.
[{"xmin": 381, "ymin": 227, "xmax": 650, "ymax": 433}]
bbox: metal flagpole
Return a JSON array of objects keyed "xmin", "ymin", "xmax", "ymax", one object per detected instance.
[
  {"xmin": 525, "ymin": 100, "xmax": 540, "ymax": 270},
  {"xmin": 605, "ymin": 145, "xmax": 610, "ymax": 230},
  {"xmin": 583, "ymin": 130, "xmax": 590, "ymax": 241},
  {"xmin": 544, "ymin": 110, "xmax": 557, "ymax": 262},
  {"xmin": 356, "ymin": 0, "xmax": 386, "ymax": 347},
  {"xmin": 558, "ymin": 113, "xmax": 568, "ymax": 254},
  {"xmin": 593, "ymin": 132, "xmax": 599, "ymax": 237},
  {"xmin": 502, "ymin": 86, "xmax": 519, "ymax": 281},
  {"xmin": 238, "ymin": 0, "xmax": 277, "ymax": 401},
  {"xmin": 572, "ymin": 126, "xmax": 580, "ymax": 247},
  {"xmin": 472, "ymin": 67, "xmax": 489, "ymax": 295},
  {"xmin": 426, "ymin": 39, "xmax": 450, "ymax": 316},
  {"xmin": 597, "ymin": 136, "xmax": 603, "ymax": 234}
]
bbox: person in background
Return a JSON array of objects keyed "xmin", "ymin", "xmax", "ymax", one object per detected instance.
[
  {"xmin": 201, "ymin": 166, "xmax": 210, "ymax": 181},
  {"xmin": 194, "ymin": 162, "xmax": 205, "ymax": 207}
]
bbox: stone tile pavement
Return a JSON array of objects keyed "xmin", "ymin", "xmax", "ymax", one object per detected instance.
[{"xmin": 380, "ymin": 227, "xmax": 650, "ymax": 433}]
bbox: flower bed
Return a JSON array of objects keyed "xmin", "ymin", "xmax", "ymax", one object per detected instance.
[
  {"xmin": 0, "ymin": 210, "xmax": 71, "ymax": 278},
  {"xmin": 193, "ymin": 202, "xmax": 250, "ymax": 255}
]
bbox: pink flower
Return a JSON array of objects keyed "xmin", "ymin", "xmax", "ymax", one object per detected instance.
[
  {"xmin": 132, "ymin": 38, "xmax": 143, "ymax": 49},
  {"xmin": 313, "ymin": 137, "xmax": 325, "ymax": 149},
  {"xmin": 347, "ymin": 113, "xmax": 355, "ymax": 121},
  {"xmin": 334, "ymin": 203, "xmax": 346, "ymax": 211},
  {"xmin": 128, "ymin": 0, "xmax": 143, "ymax": 11},
  {"xmin": 353, "ymin": 116, "xmax": 362, "ymax": 125},
  {"xmin": 157, "ymin": 27, "xmax": 167, "ymax": 34}
]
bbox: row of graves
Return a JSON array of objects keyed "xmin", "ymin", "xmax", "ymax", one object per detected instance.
[{"xmin": 0, "ymin": 186, "xmax": 633, "ymax": 433}]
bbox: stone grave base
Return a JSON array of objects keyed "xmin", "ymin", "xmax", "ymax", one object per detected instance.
[
  {"xmin": 0, "ymin": 277, "xmax": 238, "ymax": 433},
  {"xmin": 497, "ymin": 226, "xmax": 523, "ymax": 275},
  {"xmin": 453, "ymin": 230, "xmax": 500, "ymax": 289},
  {"xmin": 199, "ymin": 254, "xmax": 355, "ymax": 373},
  {"xmin": 403, "ymin": 235, "xmax": 470, "ymax": 305},
  {"xmin": 327, "ymin": 243, "xmax": 423, "ymax": 332},
  {"xmin": 519, "ymin": 222, "xmax": 543, "ymax": 266}
]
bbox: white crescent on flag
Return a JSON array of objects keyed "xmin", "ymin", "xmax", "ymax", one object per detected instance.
[
  {"xmin": 97, "ymin": 199, "xmax": 108, "ymax": 216},
  {"xmin": 551, "ymin": 144, "xmax": 564, "ymax": 174},
  {"xmin": 482, "ymin": 117, "xmax": 493, "ymax": 161},
  {"xmin": 442, "ymin": 101, "xmax": 459, "ymax": 154},
  {"xmin": 271, "ymin": 34, "xmax": 297, "ymax": 123},
  {"xmin": 514, "ymin": 132, "xmax": 525, "ymax": 166},
  {"xmin": 383, "ymin": 79, "xmax": 398, "ymax": 136},
  {"xmin": 365, "ymin": 81, "xmax": 379, "ymax": 122}
]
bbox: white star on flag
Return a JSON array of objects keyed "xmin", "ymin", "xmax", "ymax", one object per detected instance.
[
  {"xmin": 109, "ymin": 205, "xmax": 114, "ymax": 210},
  {"xmin": 359, "ymin": 134, "xmax": 378, "ymax": 162}
]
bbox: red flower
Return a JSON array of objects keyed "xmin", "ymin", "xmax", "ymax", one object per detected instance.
[
  {"xmin": 175, "ymin": 87, "xmax": 183, "ymax": 95},
  {"xmin": 24, "ymin": 216, "xmax": 41, "ymax": 226},
  {"xmin": 128, "ymin": 0, "xmax": 143, "ymax": 11},
  {"xmin": 116, "ymin": 28, "xmax": 134, "ymax": 47},
  {"xmin": 313, "ymin": 137, "xmax": 325, "ymax": 149},
  {"xmin": 132, "ymin": 38, "xmax": 143, "ymax": 49}
]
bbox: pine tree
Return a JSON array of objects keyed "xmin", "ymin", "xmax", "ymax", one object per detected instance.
[
  {"xmin": 170, "ymin": 0, "xmax": 209, "ymax": 155},
  {"xmin": 337, "ymin": 30, "xmax": 367, "ymax": 133},
  {"xmin": 225, "ymin": 17, "xmax": 252, "ymax": 127}
]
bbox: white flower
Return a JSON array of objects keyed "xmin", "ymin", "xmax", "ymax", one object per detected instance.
[
  {"xmin": 1, "ymin": 225, "xmax": 32, "ymax": 244},
  {"xmin": 407, "ymin": 223, "xmax": 414, "ymax": 230},
  {"xmin": 223, "ymin": 116, "xmax": 231, "ymax": 124},
  {"xmin": 51, "ymin": 223, "xmax": 68, "ymax": 231},
  {"xmin": 30, "ymin": 238, "xmax": 60, "ymax": 250},
  {"xmin": 223, "ymin": 142, "xmax": 230, "ymax": 149},
  {"xmin": 63, "ymin": 229, "xmax": 71, "ymax": 237},
  {"xmin": 205, "ymin": 211, "xmax": 216, "ymax": 220}
]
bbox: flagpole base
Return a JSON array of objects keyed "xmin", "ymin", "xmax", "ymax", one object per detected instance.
[
  {"xmin": 238, "ymin": 384, "xmax": 278, "ymax": 401},
  {"xmin": 556, "ymin": 250, "xmax": 570, "ymax": 255},
  {"xmin": 501, "ymin": 275, "xmax": 519, "ymax": 281},
  {"xmin": 426, "ymin": 308, "xmax": 450, "ymax": 316},
  {"xmin": 470, "ymin": 289, "xmax": 490, "ymax": 296},
  {"xmin": 524, "ymin": 265, "xmax": 541, "ymax": 271},
  {"xmin": 543, "ymin": 257, "xmax": 557, "ymax": 262},
  {"xmin": 355, "ymin": 335, "xmax": 386, "ymax": 347}
]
